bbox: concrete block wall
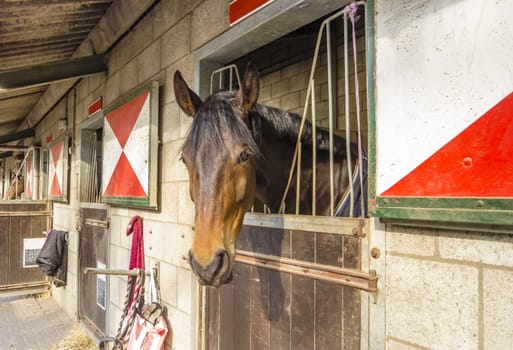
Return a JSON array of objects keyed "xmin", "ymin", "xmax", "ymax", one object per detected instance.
[
  {"xmin": 40, "ymin": 0, "xmax": 231, "ymax": 349},
  {"xmin": 33, "ymin": 95, "xmax": 81, "ymax": 319},
  {"xmin": 386, "ymin": 225, "xmax": 513, "ymax": 350}
]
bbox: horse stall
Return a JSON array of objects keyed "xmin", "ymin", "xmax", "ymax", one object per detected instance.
[
  {"xmin": 0, "ymin": 147, "xmax": 52, "ymax": 295},
  {"xmin": 0, "ymin": 201, "xmax": 51, "ymax": 294},
  {"xmin": 194, "ymin": 2, "xmax": 383, "ymax": 348},
  {"xmin": 4, "ymin": 0, "xmax": 513, "ymax": 349}
]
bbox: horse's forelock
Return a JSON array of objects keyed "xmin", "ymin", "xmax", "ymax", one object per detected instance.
[{"xmin": 182, "ymin": 92, "xmax": 261, "ymax": 159}]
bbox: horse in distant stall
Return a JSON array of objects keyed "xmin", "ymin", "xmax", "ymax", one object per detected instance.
[
  {"xmin": 4, "ymin": 174, "xmax": 24, "ymax": 200},
  {"xmin": 174, "ymin": 63, "xmax": 366, "ymax": 287}
]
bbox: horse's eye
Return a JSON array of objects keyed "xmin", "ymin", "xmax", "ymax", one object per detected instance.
[
  {"xmin": 179, "ymin": 154, "xmax": 185, "ymax": 164},
  {"xmin": 238, "ymin": 149, "xmax": 250, "ymax": 164}
]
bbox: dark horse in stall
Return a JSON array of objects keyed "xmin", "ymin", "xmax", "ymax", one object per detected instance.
[{"xmin": 174, "ymin": 63, "xmax": 366, "ymax": 287}]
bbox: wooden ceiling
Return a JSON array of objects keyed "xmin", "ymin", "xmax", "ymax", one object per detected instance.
[{"xmin": 0, "ymin": 0, "xmax": 113, "ymax": 140}]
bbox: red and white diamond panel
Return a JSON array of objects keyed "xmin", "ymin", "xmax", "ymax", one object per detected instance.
[
  {"xmin": 102, "ymin": 91, "xmax": 150, "ymax": 198},
  {"xmin": 48, "ymin": 141, "xmax": 64, "ymax": 197}
]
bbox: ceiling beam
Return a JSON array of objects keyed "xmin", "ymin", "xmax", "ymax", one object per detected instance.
[
  {"xmin": 0, "ymin": 55, "xmax": 107, "ymax": 90},
  {"xmin": 18, "ymin": 0, "xmax": 159, "ymax": 131},
  {"xmin": 0, "ymin": 128, "xmax": 35, "ymax": 144}
]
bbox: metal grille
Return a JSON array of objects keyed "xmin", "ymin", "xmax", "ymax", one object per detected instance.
[{"xmin": 80, "ymin": 128, "xmax": 102, "ymax": 203}]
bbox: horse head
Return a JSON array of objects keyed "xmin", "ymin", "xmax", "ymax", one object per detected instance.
[{"xmin": 174, "ymin": 63, "xmax": 260, "ymax": 287}]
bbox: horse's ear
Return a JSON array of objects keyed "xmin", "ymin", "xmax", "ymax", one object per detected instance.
[
  {"xmin": 236, "ymin": 62, "xmax": 259, "ymax": 113},
  {"xmin": 174, "ymin": 71, "xmax": 202, "ymax": 117}
]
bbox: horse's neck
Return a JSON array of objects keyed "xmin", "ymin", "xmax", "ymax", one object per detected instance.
[
  {"xmin": 254, "ymin": 136, "xmax": 296, "ymax": 213},
  {"xmin": 251, "ymin": 104, "xmax": 354, "ymax": 215}
]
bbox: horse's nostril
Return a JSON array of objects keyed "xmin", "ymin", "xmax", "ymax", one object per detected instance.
[{"xmin": 188, "ymin": 249, "xmax": 231, "ymax": 286}]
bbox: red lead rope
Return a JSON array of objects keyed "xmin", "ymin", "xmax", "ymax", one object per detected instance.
[{"xmin": 127, "ymin": 215, "xmax": 145, "ymax": 270}]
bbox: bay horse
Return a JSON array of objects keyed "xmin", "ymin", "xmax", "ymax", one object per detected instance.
[{"xmin": 174, "ymin": 63, "xmax": 366, "ymax": 287}]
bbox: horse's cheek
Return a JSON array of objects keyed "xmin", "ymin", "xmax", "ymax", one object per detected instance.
[
  {"xmin": 234, "ymin": 174, "xmax": 248, "ymax": 204},
  {"xmin": 235, "ymin": 168, "xmax": 256, "ymax": 207}
]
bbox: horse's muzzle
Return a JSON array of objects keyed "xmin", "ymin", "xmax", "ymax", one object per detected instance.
[{"xmin": 189, "ymin": 249, "xmax": 233, "ymax": 287}]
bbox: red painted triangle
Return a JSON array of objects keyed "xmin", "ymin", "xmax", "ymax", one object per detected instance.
[
  {"xmin": 382, "ymin": 92, "xmax": 513, "ymax": 197},
  {"xmin": 49, "ymin": 175, "xmax": 62, "ymax": 197},
  {"xmin": 106, "ymin": 92, "xmax": 149, "ymax": 148},
  {"xmin": 104, "ymin": 152, "xmax": 146, "ymax": 197},
  {"xmin": 51, "ymin": 142, "xmax": 63, "ymax": 167}
]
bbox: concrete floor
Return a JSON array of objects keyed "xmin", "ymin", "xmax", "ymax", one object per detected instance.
[{"xmin": 0, "ymin": 293, "xmax": 73, "ymax": 350}]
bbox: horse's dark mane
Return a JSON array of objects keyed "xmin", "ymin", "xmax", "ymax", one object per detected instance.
[
  {"xmin": 182, "ymin": 91, "xmax": 355, "ymax": 158},
  {"xmin": 250, "ymin": 103, "xmax": 352, "ymax": 157}
]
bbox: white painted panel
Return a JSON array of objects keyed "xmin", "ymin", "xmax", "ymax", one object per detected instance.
[{"xmin": 375, "ymin": 0, "xmax": 513, "ymax": 194}]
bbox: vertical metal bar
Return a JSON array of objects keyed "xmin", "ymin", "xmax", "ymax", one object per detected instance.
[
  {"xmin": 344, "ymin": 13, "xmax": 355, "ymax": 217},
  {"xmin": 210, "ymin": 65, "xmax": 242, "ymax": 94},
  {"xmin": 229, "ymin": 67, "xmax": 233, "ymax": 91},
  {"xmin": 295, "ymin": 142, "xmax": 302, "ymax": 215},
  {"xmin": 219, "ymin": 70, "xmax": 223, "ymax": 92},
  {"xmin": 327, "ymin": 22, "xmax": 335, "ymax": 216},
  {"xmin": 311, "ymin": 79, "xmax": 317, "ymax": 216},
  {"xmin": 92, "ymin": 141, "xmax": 98, "ymax": 202},
  {"xmin": 32, "ymin": 149, "xmax": 40, "ymax": 200},
  {"xmin": 88, "ymin": 135, "xmax": 95, "ymax": 202}
]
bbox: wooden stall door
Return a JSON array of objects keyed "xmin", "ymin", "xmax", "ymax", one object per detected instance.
[
  {"xmin": 206, "ymin": 224, "xmax": 362, "ymax": 350},
  {"xmin": 0, "ymin": 201, "xmax": 50, "ymax": 291},
  {"xmin": 78, "ymin": 206, "xmax": 109, "ymax": 338}
]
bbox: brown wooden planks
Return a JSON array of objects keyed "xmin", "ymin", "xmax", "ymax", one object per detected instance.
[
  {"xmin": 0, "ymin": 215, "xmax": 9, "ymax": 284},
  {"xmin": 0, "ymin": 202, "xmax": 49, "ymax": 288},
  {"xmin": 232, "ymin": 264, "xmax": 251, "ymax": 350},
  {"xmin": 206, "ymin": 224, "xmax": 362, "ymax": 350},
  {"xmin": 206, "ymin": 288, "xmax": 219, "ymax": 350}
]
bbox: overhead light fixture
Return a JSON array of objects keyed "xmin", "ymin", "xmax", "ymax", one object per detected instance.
[{"xmin": 57, "ymin": 119, "xmax": 68, "ymax": 131}]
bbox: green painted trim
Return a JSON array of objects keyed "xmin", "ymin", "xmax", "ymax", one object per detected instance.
[
  {"xmin": 376, "ymin": 196, "xmax": 513, "ymax": 211},
  {"xmin": 375, "ymin": 197, "xmax": 513, "ymax": 225},
  {"xmin": 365, "ymin": 0, "xmax": 377, "ymax": 204},
  {"xmin": 374, "ymin": 206, "xmax": 513, "ymax": 226},
  {"xmin": 102, "ymin": 195, "xmax": 152, "ymax": 208}
]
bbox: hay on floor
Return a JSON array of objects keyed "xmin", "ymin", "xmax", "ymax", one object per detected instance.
[{"xmin": 48, "ymin": 323, "xmax": 96, "ymax": 350}]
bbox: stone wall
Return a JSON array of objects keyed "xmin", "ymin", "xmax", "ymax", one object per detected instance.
[{"xmin": 386, "ymin": 225, "xmax": 513, "ymax": 349}]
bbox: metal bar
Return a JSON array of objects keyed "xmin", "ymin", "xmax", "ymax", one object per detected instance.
[
  {"xmin": 235, "ymin": 250, "xmax": 377, "ymax": 292},
  {"xmin": 85, "ymin": 218, "xmax": 109, "ymax": 229},
  {"xmin": 344, "ymin": 12, "xmax": 354, "ymax": 217},
  {"xmin": 280, "ymin": 3, "xmax": 367, "ymax": 215},
  {"xmin": 311, "ymin": 79, "xmax": 317, "ymax": 216},
  {"xmin": 327, "ymin": 21, "xmax": 335, "ymax": 216},
  {"xmin": 0, "ymin": 146, "xmax": 30, "ymax": 152},
  {"xmin": 0, "ymin": 211, "xmax": 51, "ymax": 217},
  {"xmin": 0, "ymin": 281, "xmax": 50, "ymax": 291},
  {"xmin": 229, "ymin": 67, "xmax": 233, "ymax": 91},
  {"xmin": 209, "ymin": 64, "xmax": 242, "ymax": 94},
  {"xmin": 244, "ymin": 212, "xmax": 366, "ymax": 236},
  {"xmin": 219, "ymin": 69, "xmax": 222, "ymax": 91},
  {"xmin": 295, "ymin": 142, "xmax": 301, "ymax": 215},
  {"xmin": 84, "ymin": 267, "xmax": 150, "ymax": 277}
]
